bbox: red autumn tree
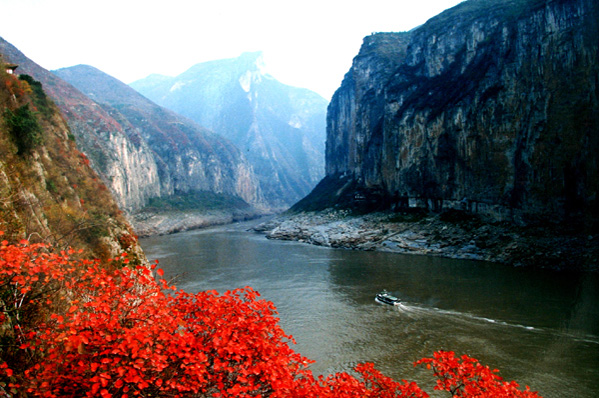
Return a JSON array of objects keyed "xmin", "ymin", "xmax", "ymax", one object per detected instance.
[
  {"xmin": 415, "ymin": 351, "xmax": 541, "ymax": 398},
  {"xmin": 0, "ymin": 237, "xmax": 541, "ymax": 398}
]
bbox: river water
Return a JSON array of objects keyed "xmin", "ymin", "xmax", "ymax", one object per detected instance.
[{"xmin": 140, "ymin": 219, "xmax": 599, "ymax": 397}]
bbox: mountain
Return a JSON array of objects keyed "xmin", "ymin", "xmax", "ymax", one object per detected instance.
[
  {"xmin": 131, "ymin": 52, "xmax": 327, "ymax": 209},
  {"xmin": 53, "ymin": 64, "xmax": 265, "ymax": 210},
  {"xmin": 0, "ymin": 37, "xmax": 159, "ymax": 213},
  {"xmin": 0, "ymin": 37, "xmax": 266, "ymax": 231},
  {"xmin": 0, "ymin": 54, "xmax": 144, "ymax": 262},
  {"xmin": 297, "ymin": 0, "xmax": 598, "ymax": 227}
]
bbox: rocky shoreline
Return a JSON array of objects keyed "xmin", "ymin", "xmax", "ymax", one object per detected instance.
[
  {"xmin": 253, "ymin": 210, "xmax": 599, "ymax": 272},
  {"xmin": 130, "ymin": 208, "xmax": 269, "ymax": 237}
]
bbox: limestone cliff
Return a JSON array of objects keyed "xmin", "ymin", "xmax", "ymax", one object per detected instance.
[
  {"xmin": 0, "ymin": 39, "xmax": 265, "ymax": 217},
  {"xmin": 317, "ymin": 0, "xmax": 598, "ymax": 225},
  {"xmin": 0, "ymin": 37, "xmax": 160, "ymax": 212},
  {"xmin": 131, "ymin": 52, "xmax": 327, "ymax": 209},
  {"xmin": 53, "ymin": 65, "xmax": 265, "ymax": 211}
]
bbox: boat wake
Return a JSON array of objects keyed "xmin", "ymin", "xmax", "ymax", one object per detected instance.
[{"xmin": 393, "ymin": 301, "xmax": 599, "ymax": 344}]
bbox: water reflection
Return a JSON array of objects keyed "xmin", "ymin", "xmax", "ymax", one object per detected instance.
[{"xmin": 140, "ymin": 220, "xmax": 599, "ymax": 398}]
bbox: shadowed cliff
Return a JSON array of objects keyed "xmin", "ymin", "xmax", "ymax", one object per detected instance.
[{"xmin": 300, "ymin": 0, "xmax": 598, "ymax": 228}]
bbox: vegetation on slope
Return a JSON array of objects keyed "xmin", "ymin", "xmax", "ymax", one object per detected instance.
[
  {"xmin": 0, "ymin": 46, "xmax": 542, "ymax": 398},
  {"xmin": 143, "ymin": 191, "xmax": 250, "ymax": 213},
  {"xmin": 0, "ymin": 57, "xmax": 142, "ymax": 263}
]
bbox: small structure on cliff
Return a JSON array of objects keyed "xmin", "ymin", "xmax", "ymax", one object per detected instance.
[{"xmin": 4, "ymin": 63, "xmax": 18, "ymax": 74}]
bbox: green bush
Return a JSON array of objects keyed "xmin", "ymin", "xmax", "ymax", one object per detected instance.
[
  {"xmin": 144, "ymin": 190, "xmax": 250, "ymax": 212},
  {"xmin": 18, "ymin": 74, "xmax": 52, "ymax": 118},
  {"xmin": 4, "ymin": 105, "xmax": 42, "ymax": 155}
]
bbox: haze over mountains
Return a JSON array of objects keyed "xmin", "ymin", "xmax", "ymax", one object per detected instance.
[
  {"xmin": 2, "ymin": 0, "xmax": 596, "ymax": 249},
  {"xmin": 1, "ymin": 36, "xmax": 328, "ymax": 237},
  {"xmin": 131, "ymin": 52, "xmax": 327, "ymax": 209},
  {"xmin": 1, "ymin": 37, "xmax": 275, "ymax": 238},
  {"xmin": 53, "ymin": 64, "xmax": 265, "ymax": 210}
]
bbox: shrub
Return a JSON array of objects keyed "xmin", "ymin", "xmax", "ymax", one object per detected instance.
[
  {"xmin": 18, "ymin": 75, "xmax": 52, "ymax": 119},
  {"xmin": 3, "ymin": 105, "xmax": 42, "ymax": 155}
]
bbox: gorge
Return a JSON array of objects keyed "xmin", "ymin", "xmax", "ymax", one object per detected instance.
[
  {"xmin": 268, "ymin": 0, "xmax": 598, "ymax": 270},
  {"xmin": 131, "ymin": 52, "xmax": 328, "ymax": 209},
  {"xmin": 0, "ymin": 40, "xmax": 328, "ymax": 236},
  {"xmin": 0, "ymin": 38, "xmax": 266, "ymax": 233},
  {"xmin": 1, "ymin": 0, "xmax": 598, "ymax": 396}
]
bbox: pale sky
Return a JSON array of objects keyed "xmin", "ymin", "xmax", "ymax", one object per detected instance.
[{"xmin": 0, "ymin": 0, "xmax": 464, "ymax": 100}]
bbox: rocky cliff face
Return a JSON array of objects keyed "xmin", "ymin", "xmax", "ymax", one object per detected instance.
[
  {"xmin": 0, "ymin": 56, "xmax": 144, "ymax": 262},
  {"xmin": 0, "ymin": 39, "xmax": 265, "ymax": 216},
  {"xmin": 322, "ymin": 0, "xmax": 598, "ymax": 224},
  {"xmin": 131, "ymin": 52, "xmax": 327, "ymax": 209},
  {"xmin": 0, "ymin": 38, "xmax": 159, "ymax": 212},
  {"xmin": 54, "ymin": 65, "xmax": 265, "ymax": 210}
]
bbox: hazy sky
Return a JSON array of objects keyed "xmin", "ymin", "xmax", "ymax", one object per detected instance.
[{"xmin": 0, "ymin": 0, "xmax": 464, "ymax": 99}]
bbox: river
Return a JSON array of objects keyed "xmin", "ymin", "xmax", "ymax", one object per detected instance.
[{"xmin": 139, "ymin": 219, "xmax": 599, "ymax": 397}]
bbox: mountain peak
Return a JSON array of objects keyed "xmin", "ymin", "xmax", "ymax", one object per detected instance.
[
  {"xmin": 238, "ymin": 53, "xmax": 268, "ymax": 93},
  {"xmin": 239, "ymin": 51, "xmax": 263, "ymax": 63},
  {"xmin": 239, "ymin": 51, "xmax": 265, "ymax": 72},
  {"xmin": 130, "ymin": 53, "xmax": 327, "ymax": 208}
]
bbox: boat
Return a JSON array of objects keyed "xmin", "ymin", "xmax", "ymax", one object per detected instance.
[{"xmin": 375, "ymin": 291, "xmax": 401, "ymax": 306}]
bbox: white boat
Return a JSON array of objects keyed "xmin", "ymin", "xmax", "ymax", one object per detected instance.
[{"xmin": 375, "ymin": 291, "xmax": 401, "ymax": 306}]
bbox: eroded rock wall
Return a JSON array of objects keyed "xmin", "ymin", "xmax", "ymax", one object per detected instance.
[{"xmin": 326, "ymin": 0, "xmax": 598, "ymax": 223}]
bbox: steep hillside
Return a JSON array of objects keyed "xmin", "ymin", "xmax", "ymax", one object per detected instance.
[
  {"xmin": 0, "ymin": 56, "xmax": 144, "ymax": 262},
  {"xmin": 0, "ymin": 38, "xmax": 265, "ymax": 226},
  {"xmin": 54, "ymin": 65, "xmax": 265, "ymax": 210},
  {"xmin": 307, "ymin": 0, "xmax": 598, "ymax": 227},
  {"xmin": 0, "ymin": 37, "xmax": 159, "ymax": 213},
  {"xmin": 131, "ymin": 52, "xmax": 327, "ymax": 208}
]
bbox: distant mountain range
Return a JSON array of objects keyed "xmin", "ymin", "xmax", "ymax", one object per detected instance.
[
  {"xmin": 131, "ymin": 52, "xmax": 327, "ymax": 208},
  {"xmin": 1, "ymin": 38, "xmax": 269, "ymax": 222},
  {"xmin": 53, "ymin": 64, "xmax": 265, "ymax": 211},
  {"xmin": 1, "ymin": 37, "xmax": 328, "ymax": 234}
]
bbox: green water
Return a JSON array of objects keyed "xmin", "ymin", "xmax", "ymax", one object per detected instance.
[{"xmin": 140, "ymin": 220, "xmax": 599, "ymax": 397}]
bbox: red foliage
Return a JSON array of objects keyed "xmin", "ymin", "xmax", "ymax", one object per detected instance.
[
  {"xmin": 117, "ymin": 233, "xmax": 138, "ymax": 251},
  {"xmin": 79, "ymin": 152, "xmax": 91, "ymax": 166},
  {"xmin": 415, "ymin": 351, "xmax": 541, "ymax": 398},
  {"xmin": 0, "ymin": 238, "xmax": 542, "ymax": 398},
  {"xmin": 3, "ymin": 76, "xmax": 25, "ymax": 99}
]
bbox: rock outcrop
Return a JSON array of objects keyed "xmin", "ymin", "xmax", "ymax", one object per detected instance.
[
  {"xmin": 315, "ymin": 0, "xmax": 598, "ymax": 226},
  {"xmin": 255, "ymin": 209, "xmax": 599, "ymax": 270},
  {"xmin": 131, "ymin": 52, "xmax": 327, "ymax": 209}
]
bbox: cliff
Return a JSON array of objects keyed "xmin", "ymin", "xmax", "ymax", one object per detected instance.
[
  {"xmin": 309, "ymin": 0, "xmax": 598, "ymax": 226},
  {"xmin": 0, "ymin": 57, "xmax": 144, "ymax": 262},
  {"xmin": 0, "ymin": 39, "xmax": 265, "ymax": 221},
  {"xmin": 0, "ymin": 37, "xmax": 159, "ymax": 213},
  {"xmin": 131, "ymin": 52, "xmax": 327, "ymax": 209},
  {"xmin": 53, "ymin": 65, "xmax": 265, "ymax": 211}
]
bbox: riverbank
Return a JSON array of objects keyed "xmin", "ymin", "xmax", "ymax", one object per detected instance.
[
  {"xmin": 130, "ymin": 208, "xmax": 269, "ymax": 237},
  {"xmin": 253, "ymin": 209, "xmax": 599, "ymax": 271}
]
